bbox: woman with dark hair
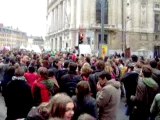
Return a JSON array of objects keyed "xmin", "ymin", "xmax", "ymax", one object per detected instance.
[
  {"xmin": 72, "ymin": 81, "xmax": 98, "ymax": 120},
  {"xmin": 49, "ymin": 93, "xmax": 74, "ymax": 120}
]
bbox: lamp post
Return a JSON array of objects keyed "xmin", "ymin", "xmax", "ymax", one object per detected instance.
[{"xmin": 98, "ymin": 0, "xmax": 106, "ymax": 57}]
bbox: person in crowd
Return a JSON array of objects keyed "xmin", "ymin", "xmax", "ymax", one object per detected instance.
[
  {"xmin": 60, "ymin": 62, "xmax": 81, "ymax": 97},
  {"xmin": 121, "ymin": 63, "xmax": 139, "ymax": 116},
  {"xmin": 56, "ymin": 60, "xmax": 69, "ymax": 85},
  {"xmin": 4, "ymin": 67, "xmax": 33, "ymax": 120},
  {"xmin": 96, "ymin": 71, "xmax": 121, "ymax": 120},
  {"xmin": 150, "ymin": 93, "xmax": 160, "ymax": 120},
  {"xmin": 24, "ymin": 65, "xmax": 39, "ymax": 87},
  {"xmin": 130, "ymin": 65, "xmax": 159, "ymax": 120},
  {"xmin": 27, "ymin": 102, "xmax": 50, "ymax": 120},
  {"xmin": 1, "ymin": 66, "xmax": 15, "ymax": 97},
  {"xmin": 89, "ymin": 60, "xmax": 105, "ymax": 98},
  {"xmin": 0, "ymin": 57, "xmax": 10, "ymax": 83},
  {"xmin": 51, "ymin": 58, "xmax": 62, "ymax": 77},
  {"xmin": 78, "ymin": 113, "xmax": 96, "ymax": 120},
  {"xmin": 32, "ymin": 67, "xmax": 54, "ymax": 106},
  {"xmin": 80, "ymin": 65, "xmax": 93, "ymax": 81},
  {"xmin": 105, "ymin": 62, "xmax": 116, "ymax": 79},
  {"xmin": 48, "ymin": 69, "xmax": 60, "ymax": 95},
  {"xmin": 20, "ymin": 55, "xmax": 30, "ymax": 72},
  {"xmin": 49, "ymin": 93, "xmax": 74, "ymax": 120},
  {"xmin": 72, "ymin": 81, "xmax": 98, "ymax": 120},
  {"xmin": 150, "ymin": 60, "xmax": 160, "ymax": 89}
]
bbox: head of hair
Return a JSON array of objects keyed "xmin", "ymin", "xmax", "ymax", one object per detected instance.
[
  {"xmin": 150, "ymin": 60, "xmax": 157, "ymax": 68},
  {"xmin": 96, "ymin": 60, "xmax": 105, "ymax": 71},
  {"xmin": 7, "ymin": 66, "xmax": 15, "ymax": 76},
  {"xmin": 38, "ymin": 67, "xmax": 48, "ymax": 79},
  {"xmin": 85, "ymin": 56, "xmax": 90, "ymax": 64},
  {"xmin": 105, "ymin": 63, "xmax": 113, "ymax": 74},
  {"xmin": 53, "ymin": 58, "xmax": 60, "ymax": 68},
  {"xmin": 64, "ymin": 60, "xmax": 69, "ymax": 68},
  {"xmin": 76, "ymin": 81, "xmax": 90, "ymax": 100},
  {"xmin": 28, "ymin": 66, "xmax": 35, "ymax": 73},
  {"xmin": 131, "ymin": 55, "xmax": 138, "ymax": 62},
  {"xmin": 78, "ymin": 113, "xmax": 96, "ymax": 120},
  {"xmin": 81, "ymin": 65, "xmax": 93, "ymax": 77},
  {"xmin": 14, "ymin": 67, "xmax": 25, "ymax": 77},
  {"xmin": 69, "ymin": 62, "xmax": 77, "ymax": 72},
  {"xmin": 48, "ymin": 69, "xmax": 55, "ymax": 77},
  {"xmin": 50, "ymin": 93, "xmax": 73, "ymax": 118},
  {"xmin": 142, "ymin": 65, "xmax": 152, "ymax": 78},
  {"xmin": 99, "ymin": 71, "xmax": 112, "ymax": 80}
]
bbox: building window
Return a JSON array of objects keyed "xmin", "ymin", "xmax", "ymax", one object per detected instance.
[
  {"xmin": 155, "ymin": 34, "xmax": 159, "ymax": 41},
  {"xmin": 155, "ymin": 3, "xmax": 160, "ymax": 9},
  {"xmin": 154, "ymin": 13, "xmax": 160, "ymax": 32},
  {"xmin": 98, "ymin": 34, "xmax": 108, "ymax": 45},
  {"xmin": 96, "ymin": 0, "xmax": 108, "ymax": 24}
]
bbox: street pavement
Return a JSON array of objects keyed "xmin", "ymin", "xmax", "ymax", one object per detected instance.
[
  {"xmin": 0, "ymin": 93, "xmax": 6, "ymax": 120},
  {"xmin": 0, "ymin": 93, "xmax": 129, "ymax": 120}
]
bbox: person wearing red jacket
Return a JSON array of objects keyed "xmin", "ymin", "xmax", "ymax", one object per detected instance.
[
  {"xmin": 32, "ymin": 67, "xmax": 54, "ymax": 106},
  {"xmin": 24, "ymin": 66, "xmax": 39, "ymax": 87}
]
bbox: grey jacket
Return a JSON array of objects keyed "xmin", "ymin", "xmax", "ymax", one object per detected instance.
[{"xmin": 96, "ymin": 80, "xmax": 121, "ymax": 120}]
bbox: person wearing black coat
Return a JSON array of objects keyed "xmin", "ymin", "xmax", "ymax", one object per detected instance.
[
  {"xmin": 60, "ymin": 62, "xmax": 81, "ymax": 97},
  {"xmin": 4, "ymin": 67, "xmax": 33, "ymax": 120}
]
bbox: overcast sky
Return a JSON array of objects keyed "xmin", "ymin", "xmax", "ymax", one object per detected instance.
[{"xmin": 0, "ymin": 0, "xmax": 47, "ymax": 37}]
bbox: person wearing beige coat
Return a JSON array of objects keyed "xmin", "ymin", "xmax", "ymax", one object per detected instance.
[{"xmin": 96, "ymin": 71, "xmax": 121, "ymax": 120}]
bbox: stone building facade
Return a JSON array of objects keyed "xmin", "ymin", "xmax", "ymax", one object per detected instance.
[
  {"xmin": 0, "ymin": 24, "xmax": 27, "ymax": 49},
  {"xmin": 46, "ymin": 0, "xmax": 160, "ymax": 57}
]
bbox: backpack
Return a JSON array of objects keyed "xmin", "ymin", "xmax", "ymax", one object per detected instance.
[
  {"xmin": 41, "ymin": 80, "xmax": 54, "ymax": 96},
  {"xmin": 65, "ymin": 75, "xmax": 81, "ymax": 97}
]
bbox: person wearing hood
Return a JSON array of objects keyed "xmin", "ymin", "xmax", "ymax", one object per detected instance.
[
  {"xmin": 130, "ymin": 65, "xmax": 159, "ymax": 120},
  {"xmin": 96, "ymin": 71, "xmax": 121, "ymax": 120}
]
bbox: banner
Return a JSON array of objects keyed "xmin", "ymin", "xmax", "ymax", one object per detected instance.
[{"xmin": 101, "ymin": 44, "xmax": 108, "ymax": 58}]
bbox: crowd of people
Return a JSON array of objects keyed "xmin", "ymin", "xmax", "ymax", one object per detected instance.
[{"xmin": 0, "ymin": 49, "xmax": 160, "ymax": 120}]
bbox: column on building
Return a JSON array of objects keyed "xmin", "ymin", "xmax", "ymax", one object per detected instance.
[
  {"xmin": 132, "ymin": 0, "xmax": 140, "ymax": 31},
  {"xmin": 55, "ymin": 7, "xmax": 58, "ymax": 31},
  {"xmin": 52, "ymin": 9, "xmax": 55, "ymax": 32},
  {"xmin": 62, "ymin": 0, "xmax": 65, "ymax": 30},
  {"xmin": 60, "ymin": 2, "xmax": 63, "ymax": 30}
]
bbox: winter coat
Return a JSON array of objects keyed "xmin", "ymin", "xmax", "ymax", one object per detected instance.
[
  {"xmin": 32, "ymin": 77, "xmax": 54, "ymax": 106},
  {"xmin": 60, "ymin": 71, "xmax": 81, "ymax": 97},
  {"xmin": 24, "ymin": 72, "xmax": 39, "ymax": 87},
  {"xmin": 150, "ymin": 93, "xmax": 160, "ymax": 120},
  {"xmin": 72, "ymin": 95, "xmax": 98, "ymax": 120},
  {"xmin": 152, "ymin": 68, "xmax": 160, "ymax": 89},
  {"xmin": 4, "ymin": 76, "xmax": 33, "ymax": 120},
  {"xmin": 56, "ymin": 69, "xmax": 68, "ymax": 86},
  {"xmin": 131, "ymin": 77, "xmax": 159, "ymax": 120},
  {"xmin": 121, "ymin": 72, "xmax": 139, "ymax": 106},
  {"xmin": 89, "ymin": 71, "xmax": 102, "ymax": 98},
  {"xmin": 96, "ymin": 80, "xmax": 121, "ymax": 120}
]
